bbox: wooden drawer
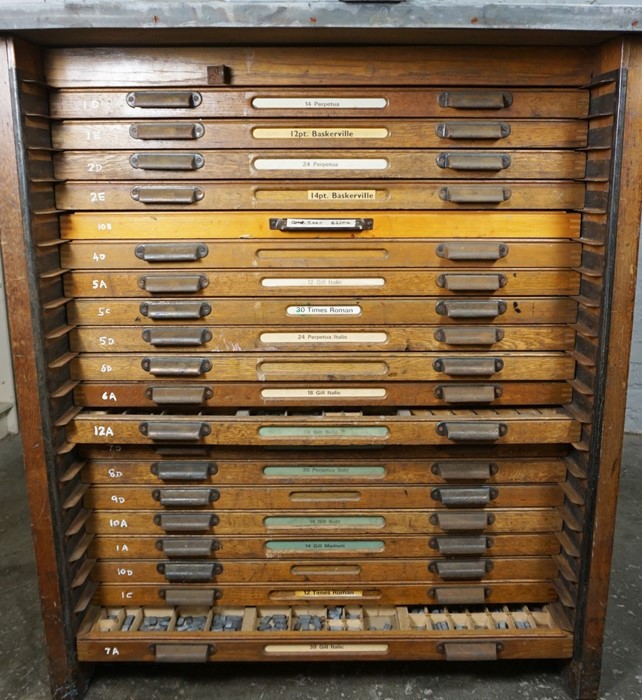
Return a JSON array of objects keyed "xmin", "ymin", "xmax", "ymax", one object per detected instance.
[
  {"xmin": 69, "ymin": 325, "xmax": 576, "ymax": 353},
  {"xmin": 60, "ymin": 211, "xmax": 581, "ymax": 240},
  {"xmin": 52, "ymin": 119, "xmax": 588, "ymax": 151},
  {"xmin": 64, "ymin": 269, "xmax": 581, "ymax": 298},
  {"xmin": 55, "ymin": 180, "xmax": 586, "ymax": 211},
  {"xmin": 67, "ymin": 297, "xmax": 578, "ymax": 326}
]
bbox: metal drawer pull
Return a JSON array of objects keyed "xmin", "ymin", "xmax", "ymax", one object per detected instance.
[
  {"xmin": 429, "ymin": 536, "xmax": 492, "ymax": 556},
  {"xmin": 434, "ymin": 327, "xmax": 504, "ymax": 345},
  {"xmin": 139, "ymin": 421, "xmax": 212, "ymax": 441},
  {"xmin": 435, "ymin": 300, "xmax": 507, "ymax": 318},
  {"xmin": 141, "ymin": 357, "xmax": 212, "ymax": 376},
  {"xmin": 437, "ymin": 153, "xmax": 511, "ymax": 171},
  {"xmin": 157, "ymin": 562, "xmax": 222, "ymax": 582},
  {"xmin": 441, "ymin": 642, "xmax": 499, "ymax": 662},
  {"xmin": 151, "ymin": 461, "xmax": 217, "ymax": 480},
  {"xmin": 142, "ymin": 328, "xmax": 213, "ymax": 347},
  {"xmin": 433, "ymin": 357, "xmax": 504, "ymax": 375},
  {"xmin": 435, "ymin": 241, "xmax": 508, "ymax": 261},
  {"xmin": 429, "ymin": 560, "xmax": 493, "ymax": 580},
  {"xmin": 430, "ymin": 512, "xmax": 495, "ymax": 531},
  {"xmin": 130, "ymin": 153, "xmax": 205, "ymax": 171},
  {"xmin": 269, "ymin": 217, "xmax": 374, "ymax": 232},
  {"xmin": 152, "ymin": 488, "xmax": 220, "ymax": 507},
  {"xmin": 154, "ymin": 644, "xmax": 211, "ymax": 663},
  {"xmin": 431, "ymin": 461, "xmax": 498, "ymax": 480},
  {"xmin": 135, "ymin": 242, "xmax": 209, "ymax": 262},
  {"xmin": 432, "ymin": 487, "xmax": 498, "ymax": 507},
  {"xmin": 129, "ymin": 123, "xmax": 205, "ymax": 140},
  {"xmin": 139, "ymin": 301, "xmax": 212, "ymax": 320},
  {"xmin": 436, "ymin": 121, "xmax": 511, "ymax": 140},
  {"xmin": 434, "ymin": 384, "xmax": 501, "ymax": 403},
  {"xmin": 146, "ymin": 386, "xmax": 213, "ymax": 404},
  {"xmin": 436, "ymin": 422, "xmax": 508, "ymax": 441},
  {"xmin": 437, "ymin": 273, "xmax": 507, "ymax": 291},
  {"xmin": 438, "ymin": 90, "xmax": 513, "ymax": 109},
  {"xmin": 131, "ymin": 186, "xmax": 204, "ymax": 204},
  {"xmin": 154, "ymin": 513, "xmax": 219, "ymax": 532},
  {"xmin": 430, "ymin": 586, "xmax": 488, "ymax": 604},
  {"xmin": 139, "ymin": 274, "xmax": 209, "ymax": 293},
  {"xmin": 439, "ymin": 186, "xmax": 511, "ymax": 204},
  {"xmin": 126, "ymin": 91, "xmax": 202, "ymax": 109},
  {"xmin": 161, "ymin": 589, "xmax": 218, "ymax": 606},
  {"xmin": 156, "ymin": 538, "xmax": 218, "ymax": 557}
]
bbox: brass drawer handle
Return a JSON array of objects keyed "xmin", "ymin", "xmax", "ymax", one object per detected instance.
[
  {"xmin": 135, "ymin": 243, "xmax": 209, "ymax": 262},
  {"xmin": 141, "ymin": 357, "xmax": 212, "ymax": 376},
  {"xmin": 139, "ymin": 301, "xmax": 212, "ymax": 320},
  {"xmin": 435, "ymin": 241, "xmax": 508, "ymax": 261},
  {"xmin": 154, "ymin": 513, "xmax": 219, "ymax": 532},
  {"xmin": 436, "ymin": 121, "xmax": 511, "ymax": 140},
  {"xmin": 435, "ymin": 300, "xmax": 507, "ymax": 318},
  {"xmin": 139, "ymin": 274, "xmax": 209, "ymax": 293},
  {"xmin": 156, "ymin": 538, "xmax": 219, "ymax": 557},
  {"xmin": 436, "ymin": 422, "xmax": 508, "ymax": 441},
  {"xmin": 433, "ymin": 357, "xmax": 504, "ymax": 375},
  {"xmin": 150, "ymin": 461, "xmax": 218, "ymax": 481},
  {"xmin": 429, "ymin": 560, "xmax": 493, "ymax": 580},
  {"xmin": 431, "ymin": 461, "xmax": 498, "ymax": 480},
  {"xmin": 131, "ymin": 186, "xmax": 204, "ymax": 204},
  {"xmin": 157, "ymin": 562, "xmax": 222, "ymax": 582},
  {"xmin": 146, "ymin": 386, "xmax": 213, "ymax": 404},
  {"xmin": 153, "ymin": 644, "xmax": 212, "ymax": 663},
  {"xmin": 129, "ymin": 123, "xmax": 205, "ymax": 140},
  {"xmin": 126, "ymin": 91, "xmax": 202, "ymax": 109},
  {"xmin": 437, "ymin": 153, "xmax": 511, "ymax": 171},
  {"xmin": 142, "ymin": 328, "xmax": 213, "ymax": 347},
  {"xmin": 434, "ymin": 384, "xmax": 501, "ymax": 403},
  {"xmin": 434, "ymin": 327, "xmax": 505, "ymax": 345},
  {"xmin": 429, "ymin": 535, "xmax": 493, "ymax": 556},
  {"xmin": 139, "ymin": 421, "xmax": 212, "ymax": 441},
  {"xmin": 269, "ymin": 217, "xmax": 374, "ymax": 232},
  {"xmin": 152, "ymin": 488, "xmax": 220, "ymax": 507},
  {"xmin": 431, "ymin": 487, "xmax": 498, "ymax": 507},
  {"xmin": 430, "ymin": 512, "xmax": 495, "ymax": 531},
  {"xmin": 440, "ymin": 642, "xmax": 500, "ymax": 662},
  {"xmin": 160, "ymin": 589, "xmax": 219, "ymax": 606},
  {"xmin": 437, "ymin": 273, "xmax": 507, "ymax": 291},
  {"xmin": 438, "ymin": 186, "xmax": 511, "ymax": 204},
  {"xmin": 438, "ymin": 90, "xmax": 513, "ymax": 109},
  {"xmin": 429, "ymin": 586, "xmax": 489, "ymax": 604},
  {"xmin": 130, "ymin": 152, "xmax": 205, "ymax": 171}
]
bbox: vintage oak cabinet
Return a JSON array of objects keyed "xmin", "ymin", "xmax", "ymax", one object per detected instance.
[{"xmin": 0, "ymin": 4, "xmax": 641, "ymax": 699}]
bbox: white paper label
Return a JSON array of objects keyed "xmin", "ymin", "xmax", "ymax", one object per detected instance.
[
  {"xmin": 307, "ymin": 190, "xmax": 377, "ymax": 201},
  {"xmin": 262, "ymin": 278, "xmax": 384, "ymax": 288},
  {"xmin": 280, "ymin": 218, "xmax": 362, "ymax": 229},
  {"xmin": 253, "ymin": 127, "xmax": 388, "ymax": 139},
  {"xmin": 264, "ymin": 643, "xmax": 389, "ymax": 655},
  {"xmin": 252, "ymin": 97, "xmax": 388, "ymax": 109},
  {"xmin": 260, "ymin": 332, "xmax": 387, "ymax": 343},
  {"xmin": 254, "ymin": 158, "xmax": 388, "ymax": 171},
  {"xmin": 287, "ymin": 305, "xmax": 362, "ymax": 316},
  {"xmin": 261, "ymin": 388, "xmax": 386, "ymax": 399}
]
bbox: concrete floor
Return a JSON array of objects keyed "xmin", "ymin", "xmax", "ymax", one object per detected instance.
[{"xmin": 1, "ymin": 433, "xmax": 641, "ymax": 700}]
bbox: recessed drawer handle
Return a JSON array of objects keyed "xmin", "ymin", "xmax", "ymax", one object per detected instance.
[
  {"xmin": 142, "ymin": 328, "xmax": 213, "ymax": 347},
  {"xmin": 129, "ymin": 123, "xmax": 205, "ymax": 140},
  {"xmin": 269, "ymin": 217, "xmax": 374, "ymax": 232},
  {"xmin": 429, "ymin": 535, "xmax": 492, "ymax": 556},
  {"xmin": 429, "ymin": 560, "xmax": 493, "ymax": 580},
  {"xmin": 433, "ymin": 357, "xmax": 504, "ymax": 375},
  {"xmin": 437, "ymin": 153, "xmax": 511, "ymax": 171},
  {"xmin": 154, "ymin": 513, "xmax": 219, "ymax": 532},
  {"xmin": 434, "ymin": 384, "xmax": 501, "ymax": 403},
  {"xmin": 135, "ymin": 242, "xmax": 209, "ymax": 262},
  {"xmin": 434, "ymin": 327, "xmax": 505, "ymax": 345},
  {"xmin": 435, "ymin": 300, "xmax": 507, "ymax": 318},
  {"xmin": 439, "ymin": 186, "xmax": 511, "ymax": 204},
  {"xmin": 430, "ymin": 512, "xmax": 495, "ymax": 531},
  {"xmin": 150, "ymin": 461, "xmax": 217, "ymax": 481},
  {"xmin": 153, "ymin": 644, "xmax": 211, "ymax": 663},
  {"xmin": 139, "ymin": 274, "xmax": 209, "ymax": 293},
  {"xmin": 436, "ymin": 422, "xmax": 508, "ymax": 441},
  {"xmin": 436, "ymin": 121, "xmax": 511, "ymax": 140},
  {"xmin": 432, "ymin": 487, "xmax": 498, "ymax": 507},
  {"xmin": 156, "ymin": 538, "xmax": 218, "ymax": 557},
  {"xmin": 146, "ymin": 386, "xmax": 213, "ymax": 404},
  {"xmin": 441, "ymin": 642, "xmax": 500, "ymax": 662},
  {"xmin": 131, "ymin": 186, "xmax": 204, "ymax": 204},
  {"xmin": 157, "ymin": 562, "xmax": 222, "ymax": 582},
  {"xmin": 435, "ymin": 241, "xmax": 508, "ymax": 261},
  {"xmin": 140, "ymin": 301, "xmax": 212, "ymax": 320},
  {"xmin": 431, "ymin": 461, "xmax": 498, "ymax": 480},
  {"xmin": 437, "ymin": 273, "xmax": 507, "ymax": 291},
  {"xmin": 126, "ymin": 91, "xmax": 203, "ymax": 109},
  {"xmin": 141, "ymin": 357, "xmax": 212, "ymax": 376},
  {"xmin": 430, "ymin": 586, "xmax": 489, "ymax": 604},
  {"xmin": 152, "ymin": 488, "xmax": 220, "ymax": 507},
  {"xmin": 130, "ymin": 153, "xmax": 205, "ymax": 171},
  {"xmin": 139, "ymin": 421, "xmax": 212, "ymax": 441},
  {"xmin": 438, "ymin": 90, "xmax": 513, "ymax": 109},
  {"xmin": 160, "ymin": 589, "xmax": 218, "ymax": 606}
]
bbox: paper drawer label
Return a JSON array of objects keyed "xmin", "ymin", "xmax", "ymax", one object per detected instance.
[
  {"xmin": 258, "ymin": 426, "xmax": 389, "ymax": 438},
  {"xmin": 307, "ymin": 190, "xmax": 377, "ymax": 201},
  {"xmin": 286, "ymin": 305, "xmax": 362, "ymax": 316},
  {"xmin": 260, "ymin": 388, "xmax": 386, "ymax": 399},
  {"xmin": 254, "ymin": 158, "xmax": 388, "ymax": 171},
  {"xmin": 294, "ymin": 589, "xmax": 363, "ymax": 598},
  {"xmin": 252, "ymin": 127, "xmax": 388, "ymax": 139},
  {"xmin": 264, "ymin": 643, "xmax": 389, "ymax": 654},
  {"xmin": 260, "ymin": 332, "xmax": 387, "ymax": 343},
  {"xmin": 262, "ymin": 277, "xmax": 384, "ymax": 288},
  {"xmin": 263, "ymin": 466, "xmax": 386, "ymax": 477},
  {"xmin": 264, "ymin": 516, "xmax": 385, "ymax": 528},
  {"xmin": 265, "ymin": 540, "xmax": 385, "ymax": 551},
  {"xmin": 251, "ymin": 97, "xmax": 388, "ymax": 109}
]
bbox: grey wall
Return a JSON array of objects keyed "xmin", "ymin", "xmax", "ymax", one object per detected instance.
[{"xmin": 625, "ymin": 239, "xmax": 642, "ymax": 433}]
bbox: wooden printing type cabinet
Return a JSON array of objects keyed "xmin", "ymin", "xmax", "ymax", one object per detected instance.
[{"xmin": 0, "ymin": 40, "xmax": 640, "ymax": 700}]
